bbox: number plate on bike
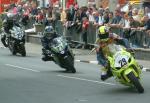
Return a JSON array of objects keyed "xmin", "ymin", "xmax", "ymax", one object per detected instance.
[{"xmin": 114, "ymin": 53, "xmax": 129, "ymax": 67}]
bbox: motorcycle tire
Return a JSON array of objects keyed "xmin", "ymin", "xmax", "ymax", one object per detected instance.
[
  {"xmin": 127, "ymin": 72, "xmax": 144, "ymax": 93},
  {"xmin": 20, "ymin": 44, "xmax": 26, "ymax": 57},
  {"xmin": 8, "ymin": 42, "xmax": 16, "ymax": 55},
  {"xmin": 64, "ymin": 55, "xmax": 76, "ymax": 73}
]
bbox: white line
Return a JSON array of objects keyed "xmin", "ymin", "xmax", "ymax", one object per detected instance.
[
  {"xmin": 57, "ymin": 75, "xmax": 116, "ymax": 86},
  {"xmin": 5, "ymin": 64, "xmax": 40, "ymax": 72},
  {"xmin": 89, "ymin": 61, "xmax": 98, "ymax": 64}
]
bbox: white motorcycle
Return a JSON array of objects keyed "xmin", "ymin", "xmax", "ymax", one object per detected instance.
[{"xmin": 8, "ymin": 25, "xmax": 26, "ymax": 56}]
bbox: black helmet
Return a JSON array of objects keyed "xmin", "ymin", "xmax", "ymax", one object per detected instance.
[{"xmin": 43, "ymin": 26, "xmax": 55, "ymax": 39}]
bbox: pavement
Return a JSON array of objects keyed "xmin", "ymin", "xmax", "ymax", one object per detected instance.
[{"xmin": 25, "ymin": 32, "xmax": 150, "ymax": 60}]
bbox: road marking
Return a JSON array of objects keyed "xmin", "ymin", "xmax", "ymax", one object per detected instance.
[
  {"xmin": 78, "ymin": 99, "xmax": 88, "ymax": 102},
  {"xmin": 75, "ymin": 60, "xmax": 98, "ymax": 64},
  {"xmin": 5, "ymin": 64, "xmax": 40, "ymax": 72},
  {"xmin": 57, "ymin": 75, "xmax": 116, "ymax": 86}
]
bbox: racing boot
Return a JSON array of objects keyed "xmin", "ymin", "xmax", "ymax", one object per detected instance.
[
  {"xmin": 41, "ymin": 55, "xmax": 53, "ymax": 61},
  {"xmin": 101, "ymin": 65, "xmax": 113, "ymax": 81}
]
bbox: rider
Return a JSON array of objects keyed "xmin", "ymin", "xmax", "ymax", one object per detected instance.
[
  {"xmin": 41, "ymin": 26, "xmax": 59, "ymax": 61},
  {"xmin": 1, "ymin": 13, "xmax": 20, "ymax": 47},
  {"xmin": 96, "ymin": 26, "xmax": 132, "ymax": 81}
]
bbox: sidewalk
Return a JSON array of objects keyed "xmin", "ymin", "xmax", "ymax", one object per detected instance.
[{"xmin": 26, "ymin": 33, "xmax": 150, "ymax": 61}]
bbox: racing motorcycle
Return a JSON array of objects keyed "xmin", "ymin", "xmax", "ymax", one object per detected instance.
[
  {"xmin": 47, "ymin": 36, "xmax": 76, "ymax": 73},
  {"xmin": 7, "ymin": 25, "xmax": 26, "ymax": 56},
  {"xmin": 102, "ymin": 43, "xmax": 144, "ymax": 93}
]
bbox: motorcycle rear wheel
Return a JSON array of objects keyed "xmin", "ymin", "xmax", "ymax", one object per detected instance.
[{"xmin": 127, "ymin": 72, "xmax": 144, "ymax": 93}]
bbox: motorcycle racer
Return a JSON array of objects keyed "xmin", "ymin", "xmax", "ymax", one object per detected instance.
[{"xmin": 95, "ymin": 26, "xmax": 132, "ymax": 81}]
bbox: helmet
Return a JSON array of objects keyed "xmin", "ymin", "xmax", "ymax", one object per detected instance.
[
  {"xmin": 7, "ymin": 13, "xmax": 15, "ymax": 20},
  {"xmin": 43, "ymin": 26, "xmax": 55, "ymax": 39},
  {"xmin": 98, "ymin": 26, "xmax": 109, "ymax": 41}
]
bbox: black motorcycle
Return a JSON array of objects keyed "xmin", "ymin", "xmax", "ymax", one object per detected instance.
[{"xmin": 46, "ymin": 36, "xmax": 76, "ymax": 73}]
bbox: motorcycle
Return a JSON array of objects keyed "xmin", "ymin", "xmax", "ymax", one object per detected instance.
[
  {"xmin": 8, "ymin": 25, "xmax": 26, "ymax": 56},
  {"xmin": 102, "ymin": 43, "xmax": 144, "ymax": 93},
  {"xmin": 47, "ymin": 36, "xmax": 76, "ymax": 73}
]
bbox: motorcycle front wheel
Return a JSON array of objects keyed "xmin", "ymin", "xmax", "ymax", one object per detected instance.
[
  {"xmin": 127, "ymin": 72, "xmax": 144, "ymax": 93},
  {"xmin": 8, "ymin": 41, "xmax": 16, "ymax": 55},
  {"xmin": 63, "ymin": 55, "xmax": 76, "ymax": 73},
  {"xmin": 20, "ymin": 44, "xmax": 26, "ymax": 57}
]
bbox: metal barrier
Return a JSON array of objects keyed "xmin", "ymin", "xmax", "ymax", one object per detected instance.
[{"xmin": 54, "ymin": 21, "xmax": 150, "ymax": 48}]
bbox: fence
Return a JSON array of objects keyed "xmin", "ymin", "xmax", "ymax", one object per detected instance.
[{"xmin": 54, "ymin": 21, "xmax": 150, "ymax": 48}]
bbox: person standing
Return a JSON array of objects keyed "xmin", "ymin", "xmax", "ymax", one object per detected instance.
[{"xmin": 81, "ymin": 17, "xmax": 89, "ymax": 49}]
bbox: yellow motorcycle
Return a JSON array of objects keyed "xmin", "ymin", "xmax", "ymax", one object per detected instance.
[{"xmin": 103, "ymin": 43, "xmax": 144, "ymax": 93}]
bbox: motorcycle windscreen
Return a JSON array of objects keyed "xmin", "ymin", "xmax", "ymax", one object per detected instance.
[
  {"xmin": 10, "ymin": 26, "xmax": 24, "ymax": 40},
  {"xmin": 114, "ymin": 52, "xmax": 130, "ymax": 68},
  {"xmin": 51, "ymin": 37, "xmax": 67, "ymax": 53}
]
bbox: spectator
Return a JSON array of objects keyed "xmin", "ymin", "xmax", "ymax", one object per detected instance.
[
  {"xmin": 108, "ymin": 9, "xmax": 122, "ymax": 35},
  {"xmin": 81, "ymin": 17, "xmax": 89, "ymax": 49},
  {"xmin": 88, "ymin": 8, "xmax": 95, "ymax": 22},
  {"xmin": 103, "ymin": 10, "xmax": 109, "ymax": 24},
  {"xmin": 73, "ymin": 9, "xmax": 82, "ymax": 33},
  {"xmin": 93, "ymin": 11, "xmax": 99, "ymax": 25},
  {"xmin": 132, "ymin": 8, "xmax": 140, "ymax": 22},
  {"xmin": 127, "ymin": 3, "xmax": 133, "ymax": 16},
  {"xmin": 145, "ymin": 7, "xmax": 150, "ymax": 19},
  {"xmin": 60, "ymin": 8, "xmax": 67, "ymax": 24},
  {"xmin": 98, "ymin": 12, "xmax": 104, "ymax": 26},
  {"xmin": 107, "ymin": 12, "xmax": 114, "ymax": 24},
  {"xmin": 35, "ymin": 8, "xmax": 44, "ymax": 24},
  {"xmin": 121, "ymin": 14, "xmax": 131, "ymax": 39},
  {"xmin": 138, "ymin": 9, "xmax": 144, "ymax": 19},
  {"xmin": 139, "ymin": 15, "xmax": 150, "ymax": 30},
  {"xmin": 128, "ymin": 16, "xmax": 141, "ymax": 46},
  {"xmin": 109, "ymin": 9, "xmax": 122, "ymax": 28}
]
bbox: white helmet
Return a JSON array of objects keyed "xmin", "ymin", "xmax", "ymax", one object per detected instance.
[
  {"xmin": 43, "ymin": 26, "xmax": 55, "ymax": 39},
  {"xmin": 7, "ymin": 13, "xmax": 15, "ymax": 20}
]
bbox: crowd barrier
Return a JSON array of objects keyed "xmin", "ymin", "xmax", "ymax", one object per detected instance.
[
  {"xmin": 23, "ymin": 18, "xmax": 150, "ymax": 49},
  {"xmin": 54, "ymin": 21, "xmax": 150, "ymax": 48}
]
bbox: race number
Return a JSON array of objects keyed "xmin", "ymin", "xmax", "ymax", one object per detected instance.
[{"xmin": 114, "ymin": 54, "xmax": 129, "ymax": 67}]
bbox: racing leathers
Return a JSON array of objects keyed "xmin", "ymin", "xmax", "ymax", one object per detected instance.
[
  {"xmin": 41, "ymin": 32, "xmax": 59, "ymax": 61},
  {"xmin": 96, "ymin": 33, "xmax": 131, "ymax": 81},
  {"xmin": 1, "ymin": 19, "xmax": 20, "ymax": 47}
]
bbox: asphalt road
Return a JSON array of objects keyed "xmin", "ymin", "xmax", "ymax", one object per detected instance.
[{"xmin": 0, "ymin": 44, "xmax": 150, "ymax": 103}]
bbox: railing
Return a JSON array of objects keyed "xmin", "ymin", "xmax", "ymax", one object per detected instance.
[{"xmin": 54, "ymin": 21, "xmax": 150, "ymax": 48}]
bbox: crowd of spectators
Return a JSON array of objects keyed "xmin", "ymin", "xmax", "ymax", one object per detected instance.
[{"xmin": 1, "ymin": 1, "xmax": 150, "ymax": 48}]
